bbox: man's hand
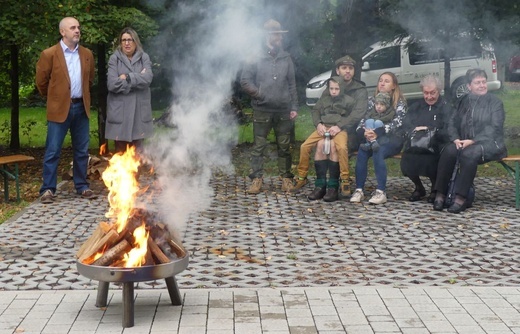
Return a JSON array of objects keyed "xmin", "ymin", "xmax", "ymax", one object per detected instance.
[
  {"xmin": 328, "ymin": 125, "xmax": 341, "ymax": 137},
  {"xmin": 290, "ymin": 111, "xmax": 298, "ymax": 120}
]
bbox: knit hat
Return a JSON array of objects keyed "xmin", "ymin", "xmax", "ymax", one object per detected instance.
[
  {"xmin": 263, "ymin": 19, "xmax": 288, "ymax": 33},
  {"xmin": 374, "ymin": 92, "xmax": 391, "ymax": 108},
  {"xmin": 335, "ymin": 55, "xmax": 356, "ymax": 67}
]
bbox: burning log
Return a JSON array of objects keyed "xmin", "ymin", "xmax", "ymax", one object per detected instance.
[
  {"xmin": 92, "ymin": 239, "xmax": 132, "ymax": 266},
  {"xmin": 79, "ymin": 229, "xmax": 120, "ymax": 263}
]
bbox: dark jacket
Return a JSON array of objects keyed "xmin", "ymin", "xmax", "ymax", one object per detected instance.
[
  {"xmin": 449, "ymin": 93, "xmax": 507, "ymax": 161},
  {"xmin": 240, "ymin": 47, "xmax": 298, "ymax": 112},
  {"xmin": 311, "ymin": 94, "xmax": 356, "ymax": 129},
  {"xmin": 403, "ymin": 96, "xmax": 452, "ymax": 153}
]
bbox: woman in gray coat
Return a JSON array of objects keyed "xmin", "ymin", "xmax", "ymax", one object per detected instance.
[{"xmin": 106, "ymin": 27, "xmax": 153, "ymax": 153}]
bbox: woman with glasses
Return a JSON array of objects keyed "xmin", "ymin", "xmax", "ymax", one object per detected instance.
[
  {"xmin": 106, "ymin": 27, "xmax": 153, "ymax": 154},
  {"xmin": 433, "ymin": 68, "xmax": 507, "ymax": 213}
]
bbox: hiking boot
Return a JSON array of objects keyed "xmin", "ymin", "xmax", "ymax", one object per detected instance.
[
  {"xmin": 350, "ymin": 188, "xmax": 364, "ymax": 203},
  {"xmin": 281, "ymin": 178, "xmax": 294, "ymax": 192},
  {"xmin": 291, "ymin": 177, "xmax": 308, "ymax": 193},
  {"xmin": 339, "ymin": 182, "xmax": 351, "ymax": 197},
  {"xmin": 80, "ymin": 189, "xmax": 95, "ymax": 199},
  {"xmin": 323, "ymin": 188, "xmax": 338, "ymax": 202},
  {"xmin": 40, "ymin": 190, "xmax": 55, "ymax": 204},
  {"xmin": 307, "ymin": 187, "xmax": 326, "ymax": 200},
  {"xmin": 247, "ymin": 178, "xmax": 263, "ymax": 194},
  {"xmin": 369, "ymin": 189, "xmax": 387, "ymax": 204}
]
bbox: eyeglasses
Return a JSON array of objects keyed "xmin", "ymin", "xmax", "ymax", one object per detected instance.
[{"xmin": 121, "ymin": 38, "xmax": 134, "ymax": 44}]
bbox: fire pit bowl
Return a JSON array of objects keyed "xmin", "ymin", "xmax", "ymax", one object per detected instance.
[{"xmin": 76, "ymin": 247, "xmax": 189, "ymax": 328}]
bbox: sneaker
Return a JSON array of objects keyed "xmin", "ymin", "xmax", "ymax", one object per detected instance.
[
  {"xmin": 291, "ymin": 177, "xmax": 308, "ymax": 193},
  {"xmin": 80, "ymin": 189, "xmax": 95, "ymax": 199},
  {"xmin": 40, "ymin": 190, "xmax": 55, "ymax": 204},
  {"xmin": 359, "ymin": 143, "xmax": 371, "ymax": 151},
  {"xmin": 247, "ymin": 178, "xmax": 263, "ymax": 194},
  {"xmin": 370, "ymin": 140, "xmax": 380, "ymax": 152},
  {"xmin": 340, "ymin": 182, "xmax": 351, "ymax": 197},
  {"xmin": 281, "ymin": 178, "xmax": 294, "ymax": 192},
  {"xmin": 368, "ymin": 189, "xmax": 387, "ymax": 204},
  {"xmin": 350, "ymin": 188, "xmax": 364, "ymax": 203}
]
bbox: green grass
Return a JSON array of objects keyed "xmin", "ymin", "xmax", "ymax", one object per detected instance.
[{"xmin": 0, "ymin": 108, "xmax": 165, "ymax": 150}]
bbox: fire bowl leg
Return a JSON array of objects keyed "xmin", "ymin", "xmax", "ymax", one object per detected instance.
[
  {"xmin": 165, "ymin": 276, "xmax": 182, "ymax": 305},
  {"xmin": 95, "ymin": 281, "xmax": 109, "ymax": 307},
  {"xmin": 122, "ymin": 282, "xmax": 135, "ymax": 328}
]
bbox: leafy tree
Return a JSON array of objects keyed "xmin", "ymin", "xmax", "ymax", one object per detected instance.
[{"xmin": 0, "ymin": 0, "xmax": 158, "ymax": 150}]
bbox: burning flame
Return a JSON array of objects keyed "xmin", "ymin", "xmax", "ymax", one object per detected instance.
[
  {"xmin": 102, "ymin": 146, "xmax": 140, "ymax": 233},
  {"xmin": 123, "ymin": 224, "xmax": 149, "ymax": 267},
  {"xmin": 99, "ymin": 143, "xmax": 107, "ymax": 156}
]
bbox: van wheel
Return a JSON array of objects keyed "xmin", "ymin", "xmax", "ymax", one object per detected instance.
[{"xmin": 451, "ymin": 78, "xmax": 469, "ymax": 100}]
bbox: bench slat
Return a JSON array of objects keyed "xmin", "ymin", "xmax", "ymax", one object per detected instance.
[{"xmin": 0, "ymin": 155, "xmax": 35, "ymax": 165}]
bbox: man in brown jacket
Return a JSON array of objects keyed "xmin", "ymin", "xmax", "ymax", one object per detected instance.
[{"xmin": 36, "ymin": 17, "xmax": 95, "ymax": 203}]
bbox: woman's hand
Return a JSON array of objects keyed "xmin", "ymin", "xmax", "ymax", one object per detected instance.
[
  {"xmin": 453, "ymin": 139, "xmax": 475, "ymax": 149},
  {"xmin": 119, "ymin": 74, "xmax": 127, "ymax": 80}
]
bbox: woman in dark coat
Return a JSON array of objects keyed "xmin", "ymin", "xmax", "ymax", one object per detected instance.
[
  {"xmin": 106, "ymin": 27, "xmax": 154, "ymax": 153},
  {"xmin": 433, "ymin": 69, "xmax": 507, "ymax": 213},
  {"xmin": 401, "ymin": 75, "xmax": 451, "ymax": 202}
]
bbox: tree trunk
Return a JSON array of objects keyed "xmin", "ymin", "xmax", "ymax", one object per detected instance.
[
  {"xmin": 97, "ymin": 44, "xmax": 108, "ymax": 152},
  {"xmin": 9, "ymin": 44, "xmax": 20, "ymax": 150}
]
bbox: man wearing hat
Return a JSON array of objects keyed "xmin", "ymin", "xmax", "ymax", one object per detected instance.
[
  {"xmin": 240, "ymin": 19, "xmax": 298, "ymax": 194},
  {"xmin": 292, "ymin": 54, "xmax": 367, "ymax": 198}
]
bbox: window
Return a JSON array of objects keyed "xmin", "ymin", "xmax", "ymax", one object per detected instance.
[{"xmin": 364, "ymin": 46, "xmax": 400, "ymax": 70}]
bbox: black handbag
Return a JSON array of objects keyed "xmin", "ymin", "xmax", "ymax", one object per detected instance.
[{"xmin": 405, "ymin": 129, "xmax": 436, "ymax": 154}]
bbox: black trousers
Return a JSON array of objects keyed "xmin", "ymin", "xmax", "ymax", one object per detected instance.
[{"xmin": 434, "ymin": 143, "xmax": 482, "ymax": 198}]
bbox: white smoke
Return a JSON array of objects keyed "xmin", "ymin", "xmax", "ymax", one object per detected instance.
[{"xmin": 143, "ymin": 1, "xmax": 264, "ymax": 232}]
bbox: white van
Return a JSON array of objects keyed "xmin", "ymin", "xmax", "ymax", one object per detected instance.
[{"xmin": 305, "ymin": 38, "xmax": 501, "ymax": 106}]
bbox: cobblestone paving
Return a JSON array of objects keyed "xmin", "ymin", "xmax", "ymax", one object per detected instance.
[{"xmin": 0, "ymin": 175, "xmax": 519, "ymax": 291}]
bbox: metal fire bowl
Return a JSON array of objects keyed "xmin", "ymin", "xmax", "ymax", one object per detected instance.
[{"xmin": 76, "ymin": 252, "xmax": 189, "ymax": 283}]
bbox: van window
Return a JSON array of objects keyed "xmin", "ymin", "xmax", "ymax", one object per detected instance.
[
  {"xmin": 363, "ymin": 45, "xmax": 400, "ymax": 70},
  {"xmin": 409, "ymin": 44, "xmax": 442, "ymax": 65}
]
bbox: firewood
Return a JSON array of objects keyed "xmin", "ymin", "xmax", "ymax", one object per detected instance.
[
  {"xmin": 168, "ymin": 239, "xmax": 186, "ymax": 258},
  {"xmin": 76, "ymin": 224, "xmax": 104, "ymax": 258},
  {"xmin": 79, "ymin": 229, "xmax": 120, "ymax": 263},
  {"xmin": 148, "ymin": 237, "xmax": 170, "ymax": 264},
  {"xmin": 92, "ymin": 239, "xmax": 132, "ymax": 266}
]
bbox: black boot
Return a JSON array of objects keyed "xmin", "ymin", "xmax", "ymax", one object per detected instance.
[
  {"xmin": 324, "ymin": 161, "xmax": 339, "ymax": 202},
  {"xmin": 308, "ymin": 187, "xmax": 327, "ymax": 200},
  {"xmin": 308, "ymin": 160, "xmax": 327, "ymax": 200},
  {"xmin": 408, "ymin": 176, "xmax": 425, "ymax": 202}
]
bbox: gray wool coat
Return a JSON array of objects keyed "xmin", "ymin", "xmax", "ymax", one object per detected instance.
[{"xmin": 105, "ymin": 49, "xmax": 153, "ymax": 142}]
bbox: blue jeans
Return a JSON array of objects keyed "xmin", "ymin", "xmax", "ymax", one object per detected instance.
[
  {"xmin": 40, "ymin": 102, "xmax": 90, "ymax": 195},
  {"xmin": 365, "ymin": 119, "xmax": 384, "ymax": 130},
  {"xmin": 355, "ymin": 139, "xmax": 402, "ymax": 191}
]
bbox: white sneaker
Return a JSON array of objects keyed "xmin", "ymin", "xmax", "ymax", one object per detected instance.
[
  {"xmin": 369, "ymin": 190, "xmax": 387, "ymax": 204},
  {"xmin": 350, "ymin": 188, "xmax": 364, "ymax": 203}
]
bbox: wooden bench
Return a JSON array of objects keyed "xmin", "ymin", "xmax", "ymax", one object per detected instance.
[
  {"xmin": 0, "ymin": 155, "xmax": 35, "ymax": 202},
  {"xmin": 350, "ymin": 151, "xmax": 520, "ymax": 210}
]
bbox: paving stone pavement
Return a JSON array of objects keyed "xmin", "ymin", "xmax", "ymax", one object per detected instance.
[{"xmin": 0, "ymin": 175, "xmax": 519, "ymax": 333}]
